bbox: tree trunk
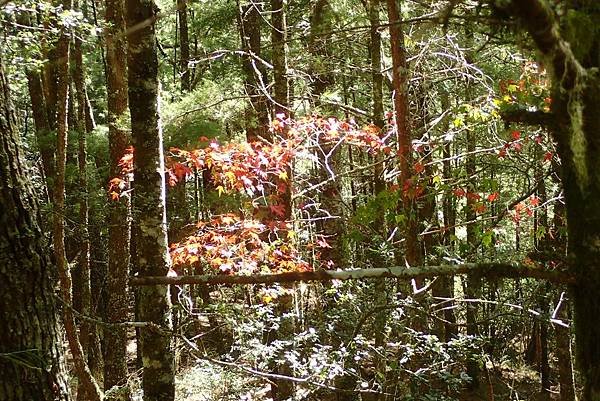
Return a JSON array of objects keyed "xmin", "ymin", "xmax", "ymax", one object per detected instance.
[
  {"xmin": 126, "ymin": 0, "xmax": 175, "ymax": 399},
  {"xmin": 177, "ymin": 0, "xmax": 190, "ymax": 92},
  {"xmin": 499, "ymin": 1, "xmax": 600, "ymax": 397},
  {"xmin": 238, "ymin": 2, "xmax": 270, "ymax": 142},
  {"xmin": 26, "ymin": 68, "xmax": 55, "ymax": 193},
  {"xmin": 309, "ymin": 0, "xmax": 334, "ymax": 101},
  {"xmin": 369, "ymin": 0, "xmax": 383, "ymax": 130},
  {"xmin": 105, "ymin": 0, "xmax": 132, "ymax": 394},
  {"xmin": 386, "ymin": 0, "xmax": 420, "ymax": 268},
  {"xmin": 271, "ymin": 0, "xmax": 288, "ymax": 115},
  {"xmin": 0, "ymin": 51, "xmax": 71, "ymax": 401},
  {"xmin": 50, "ymin": 4, "xmax": 103, "ymax": 399},
  {"xmin": 72, "ymin": 17, "xmax": 104, "ymax": 396}
]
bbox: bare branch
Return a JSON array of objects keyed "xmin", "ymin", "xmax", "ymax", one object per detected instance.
[{"xmin": 130, "ymin": 262, "xmax": 574, "ymax": 286}]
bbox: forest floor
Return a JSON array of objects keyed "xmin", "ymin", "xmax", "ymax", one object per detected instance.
[{"xmin": 163, "ymin": 360, "xmax": 552, "ymax": 401}]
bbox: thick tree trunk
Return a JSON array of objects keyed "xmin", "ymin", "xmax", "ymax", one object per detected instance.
[
  {"xmin": 126, "ymin": 0, "xmax": 176, "ymax": 399},
  {"xmin": 105, "ymin": 0, "xmax": 132, "ymax": 394},
  {"xmin": 497, "ymin": 1, "xmax": 600, "ymax": 396},
  {"xmin": 0, "ymin": 52, "xmax": 71, "ymax": 401},
  {"xmin": 560, "ymin": 77, "xmax": 600, "ymax": 401}
]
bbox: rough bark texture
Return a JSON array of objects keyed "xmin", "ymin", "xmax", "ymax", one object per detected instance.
[
  {"xmin": 126, "ymin": 0, "xmax": 175, "ymax": 398},
  {"xmin": 105, "ymin": 0, "xmax": 132, "ymax": 393},
  {"xmin": 0, "ymin": 52, "xmax": 71, "ymax": 401},
  {"xmin": 238, "ymin": 3, "xmax": 270, "ymax": 142}
]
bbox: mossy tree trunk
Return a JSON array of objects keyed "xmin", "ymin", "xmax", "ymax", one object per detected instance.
[
  {"xmin": 126, "ymin": 0, "xmax": 175, "ymax": 399},
  {"xmin": 501, "ymin": 0, "xmax": 600, "ymax": 398}
]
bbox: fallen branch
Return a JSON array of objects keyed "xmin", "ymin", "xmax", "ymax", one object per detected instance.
[{"xmin": 130, "ymin": 262, "xmax": 574, "ymax": 286}]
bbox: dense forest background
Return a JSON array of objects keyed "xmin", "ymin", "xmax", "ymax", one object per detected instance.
[{"xmin": 1, "ymin": 0, "xmax": 600, "ymax": 400}]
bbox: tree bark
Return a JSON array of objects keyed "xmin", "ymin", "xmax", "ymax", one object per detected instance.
[
  {"xmin": 105, "ymin": 0, "xmax": 132, "ymax": 393},
  {"xmin": 271, "ymin": 0, "xmax": 288, "ymax": 114},
  {"xmin": 238, "ymin": 2, "xmax": 270, "ymax": 142},
  {"xmin": 50, "ymin": 3, "xmax": 103, "ymax": 399},
  {"xmin": 0, "ymin": 51, "xmax": 71, "ymax": 401},
  {"xmin": 500, "ymin": 1, "xmax": 600, "ymax": 398},
  {"xmin": 386, "ymin": 0, "xmax": 421, "ymax": 268},
  {"xmin": 72, "ymin": 16, "xmax": 104, "ymax": 396},
  {"xmin": 126, "ymin": 0, "xmax": 175, "ymax": 399},
  {"xmin": 177, "ymin": 0, "xmax": 190, "ymax": 92}
]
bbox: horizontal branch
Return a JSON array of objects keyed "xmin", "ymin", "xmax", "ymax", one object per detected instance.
[
  {"xmin": 130, "ymin": 263, "xmax": 575, "ymax": 286},
  {"xmin": 500, "ymin": 108, "xmax": 554, "ymax": 127}
]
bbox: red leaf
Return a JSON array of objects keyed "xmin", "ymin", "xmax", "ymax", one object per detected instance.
[
  {"xmin": 269, "ymin": 204, "xmax": 286, "ymax": 218},
  {"xmin": 414, "ymin": 162, "xmax": 425, "ymax": 174},
  {"xmin": 511, "ymin": 130, "xmax": 521, "ymax": 140},
  {"xmin": 316, "ymin": 238, "xmax": 332, "ymax": 248},
  {"xmin": 530, "ymin": 196, "xmax": 540, "ymax": 206},
  {"xmin": 487, "ymin": 192, "xmax": 499, "ymax": 202},
  {"xmin": 453, "ymin": 188, "xmax": 466, "ymax": 197},
  {"xmin": 544, "ymin": 151, "xmax": 553, "ymax": 162},
  {"xmin": 466, "ymin": 192, "xmax": 481, "ymax": 201}
]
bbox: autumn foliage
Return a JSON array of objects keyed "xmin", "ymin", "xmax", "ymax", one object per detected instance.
[{"xmin": 109, "ymin": 115, "xmax": 389, "ymax": 274}]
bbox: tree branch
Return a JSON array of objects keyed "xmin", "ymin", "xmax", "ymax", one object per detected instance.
[
  {"xmin": 500, "ymin": 108, "xmax": 554, "ymax": 127},
  {"xmin": 501, "ymin": 0, "xmax": 585, "ymax": 90},
  {"xmin": 130, "ymin": 263, "xmax": 575, "ymax": 286}
]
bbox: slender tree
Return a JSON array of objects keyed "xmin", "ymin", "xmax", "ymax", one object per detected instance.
[
  {"xmin": 386, "ymin": 0, "xmax": 421, "ymax": 267},
  {"xmin": 177, "ymin": 0, "xmax": 190, "ymax": 92},
  {"xmin": 126, "ymin": 0, "xmax": 175, "ymax": 399},
  {"xmin": 50, "ymin": 0, "xmax": 103, "ymax": 398},
  {"xmin": 271, "ymin": 0, "xmax": 288, "ymax": 114},
  {"xmin": 72, "ymin": 7, "xmax": 103, "ymax": 394},
  {"xmin": 105, "ymin": 0, "xmax": 132, "ymax": 393}
]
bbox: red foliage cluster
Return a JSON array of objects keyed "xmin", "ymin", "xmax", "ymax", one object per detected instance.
[
  {"xmin": 169, "ymin": 214, "xmax": 310, "ymax": 274},
  {"xmin": 108, "ymin": 115, "xmax": 391, "ymax": 275}
]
